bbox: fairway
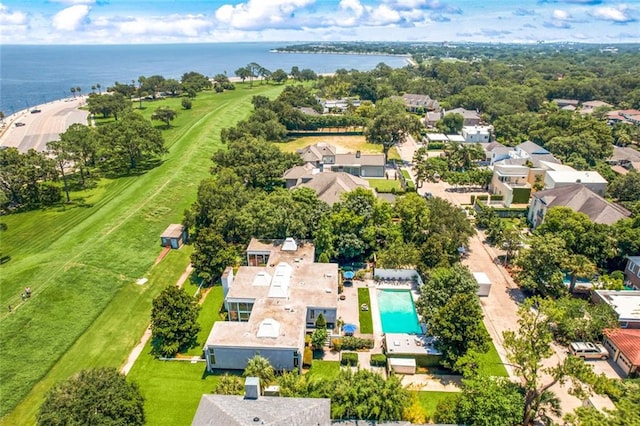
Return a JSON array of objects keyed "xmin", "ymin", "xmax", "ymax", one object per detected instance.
[{"xmin": 0, "ymin": 83, "xmax": 286, "ymax": 423}]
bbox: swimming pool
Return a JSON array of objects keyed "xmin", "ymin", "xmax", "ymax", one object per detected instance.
[{"xmin": 377, "ymin": 289, "xmax": 422, "ymax": 334}]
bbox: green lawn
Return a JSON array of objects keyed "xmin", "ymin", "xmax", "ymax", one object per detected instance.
[
  {"xmin": 127, "ymin": 285, "xmax": 226, "ymax": 425},
  {"xmin": 0, "ymin": 83, "xmax": 286, "ymax": 423},
  {"xmin": 476, "ymin": 332, "xmax": 509, "ymax": 377},
  {"xmin": 414, "ymin": 390, "xmax": 457, "ymax": 420},
  {"xmin": 366, "ymin": 178, "xmax": 402, "ymax": 192},
  {"xmin": 357, "ymin": 288, "xmax": 373, "ymax": 334},
  {"xmin": 306, "ymin": 360, "xmax": 341, "ymax": 380}
]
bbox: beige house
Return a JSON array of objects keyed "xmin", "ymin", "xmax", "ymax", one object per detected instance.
[
  {"xmin": 489, "ymin": 165, "xmax": 532, "ymax": 207},
  {"xmin": 296, "ymin": 143, "xmax": 386, "ymax": 178},
  {"xmin": 204, "ymin": 238, "xmax": 339, "ymax": 372}
]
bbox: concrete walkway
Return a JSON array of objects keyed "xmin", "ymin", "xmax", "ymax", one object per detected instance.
[{"xmin": 120, "ymin": 263, "xmax": 193, "ymax": 375}]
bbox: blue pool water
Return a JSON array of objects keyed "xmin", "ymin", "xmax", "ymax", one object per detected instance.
[{"xmin": 377, "ymin": 290, "xmax": 422, "ymax": 334}]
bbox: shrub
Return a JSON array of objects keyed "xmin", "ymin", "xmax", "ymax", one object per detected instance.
[
  {"xmin": 370, "ymin": 354, "xmax": 387, "ymax": 366},
  {"xmin": 315, "ymin": 313, "xmax": 327, "ymax": 329},
  {"xmin": 341, "ymin": 336, "xmax": 374, "ymax": 350},
  {"xmin": 181, "ymin": 98, "xmax": 192, "ymax": 110},
  {"xmin": 332, "ymin": 338, "xmax": 343, "ymax": 352},
  {"xmin": 355, "ymin": 270, "xmax": 367, "ymax": 280},
  {"xmin": 303, "ymin": 347, "xmax": 313, "ymax": 367},
  {"xmin": 311, "ymin": 328, "xmax": 328, "ymax": 349},
  {"xmin": 341, "ymin": 352, "xmax": 358, "ymax": 366},
  {"xmin": 428, "ymin": 141, "xmax": 445, "ymax": 150},
  {"xmin": 305, "ymin": 334, "xmax": 311, "ymax": 346}
]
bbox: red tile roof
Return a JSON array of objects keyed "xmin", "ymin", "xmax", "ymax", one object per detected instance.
[{"xmin": 604, "ymin": 328, "xmax": 640, "ymax": 365}]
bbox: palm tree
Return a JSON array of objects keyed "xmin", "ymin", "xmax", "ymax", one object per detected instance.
[
  {"xmin": 564, "ymin": 254, "xmax": 597, "ymax": 293},
  {"xmin": 96, "ymin": 83, "xmax": 102, "ymax": 94},
  {"xmin": 91, "ymin": 85, "xmax": 96, "ymax": 93},
  {"xmin": 76, "ymin": 86, "xmax": 82, "ymax": 99},
  {"xmin": 243, "ymin": 355, "xmax": 275, "ymax": 393},
  {"xmin": 214, "ymin": 374, "xmax": 244, "ymax": 395},
  {"xmin": 70, "ymin": 87, "xmax": 76, "ymax": 98}
]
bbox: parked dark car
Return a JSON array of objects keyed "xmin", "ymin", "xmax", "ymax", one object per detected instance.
[
  {"xmin": 30, "ymin": 109, "xmax": 41, "ymax": 114},
  {"xmin": 15, "ymin": 122, "xmax": 26, "ymax": 127}
]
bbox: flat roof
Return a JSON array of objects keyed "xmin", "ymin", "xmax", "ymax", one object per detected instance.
[
  {"xmin": 246, "ymin": 238, "xmax": 316, "ymax": 266},
  {"xmin": 546, "ymin": 170, "xmax": 608, "ymax": 184},
  {"xmin": 426, "ymin": 133, "xmax": 448, "ymax": 142},
  {"xmin": 207, "ymin": 261, "xmax": 339, "ymax": 349},
  {"xmin": 384, "ymin": 333, "xmax": 441, "ymax": 356},
  {"xmin": 473, "ymin": 272, "xmax": 491, "ymax": 285},
  {"xmin": 161, "ymin": 224, "xmax": 184, "ymax": 239},
  {"xmin": 595, "ymin": 290, "xmax": 640, "ymax": 322}
]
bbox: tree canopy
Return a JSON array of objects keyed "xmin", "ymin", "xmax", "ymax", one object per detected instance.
[
  {"xmin": 150, "ymin": 285, "xmax": 200, "ymax": 357},
  {"xmin": 37, "ymin": 368, "xmax": 144, "ymax": 426}
]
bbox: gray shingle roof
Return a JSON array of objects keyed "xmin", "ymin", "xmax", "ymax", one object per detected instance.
[
  {"xmin": 192, "ymin": 394, "xmax": 331, "ymax": 426},
  {"xmin": 295, "ymin": 172, "xmax": 371, "ymax": 206},
  {"xmin": 516, "ymin": 141, "xmax": 549, "ymax": 156},
  {"xmin": 297, "ymin": 144, "xmax": 337, "ymax": 162},
  {"xmin": 533, "ymin": 184, "xmax": 630, "ymax": 225}
]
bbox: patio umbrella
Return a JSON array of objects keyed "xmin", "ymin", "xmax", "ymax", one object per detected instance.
[
  {"xmin": 343, "ymin": 271, "xmax": 355, "ymax": 280},
  {"xmin": 343, "ymin": 324, "xmax": 357, "ymax": 334}
]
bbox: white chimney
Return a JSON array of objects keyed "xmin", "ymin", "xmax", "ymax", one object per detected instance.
[
  {"xmin": 221, "ymin": 266, "xmax": 234, "ymax": 300},
  {"xmin": 245, "ymin": 377, "xmax": 260, "ymax": 399}
]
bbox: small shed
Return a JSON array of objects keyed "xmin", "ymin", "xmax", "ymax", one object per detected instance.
[
  {"xmin": 473, "ymin": 272, "xmax": 492, "ymax": 297},
  {"xmin": 160, "ymin": 224, "xmax": 187, "ymax": 249},
  {"xmin": 387, "ymin": 357, "xmax": 416, "ymax": 375}
]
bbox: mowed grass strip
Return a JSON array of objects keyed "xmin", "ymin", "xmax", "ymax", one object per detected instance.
[
  {"xmin": 0, "ymin": 84, "xmax": 285, "ymax": 423},
  {"xmin": 414, "ymin": 390, "xmax": 458, "ymax": 421},
  {"xmin": 357, "ymin": 288, "xmax": 373, "ymax": 334},
  {"xmin": 127, "ymin": 286, "xmax": 225, "ymax": 425}
]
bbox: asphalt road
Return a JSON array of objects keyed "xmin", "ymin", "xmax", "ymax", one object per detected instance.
[{"xmin": 0, "ymin": 97, "xmax": 89, "ymax": 152}]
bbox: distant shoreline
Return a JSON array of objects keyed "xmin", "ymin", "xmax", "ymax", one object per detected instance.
[{"xmin": 271, "ymin": 49, "xmax": 415, "ymax": 65}]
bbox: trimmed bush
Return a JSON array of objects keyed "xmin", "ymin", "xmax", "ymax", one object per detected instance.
[
  {"xmin": 427, "ymin": 141, "xmax": 445, "ymax": 150},
  {"xmin": 303, "ymin": 347, "xmax": 313, "ymax": 367},
  {"xmin": 332, "ymin": 338, "xmax": 343, "ymax": 352},
  {"xmin": 341, "ymin": 352, "xmax": 359, "ymax": 366},
  {"xmin": 370, "ymin": 354, "xmax": 387, "ymax": 367},
  {"xmin": 342, "ymin": 336, "xmax": 374, "ymax": 350}
]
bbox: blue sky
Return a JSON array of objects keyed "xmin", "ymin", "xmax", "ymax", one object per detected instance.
[{"xmin": 0, "ymin": 0, "xmax": 638, "ymax": 44}]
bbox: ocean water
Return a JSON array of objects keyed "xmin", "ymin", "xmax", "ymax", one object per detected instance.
[{"xmin": 0, "ymin": 43, "xmax": 408, "ymax": 113}]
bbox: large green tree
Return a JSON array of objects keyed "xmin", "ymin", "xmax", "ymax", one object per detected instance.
[
  {"xmin": 416, "ymin": 264, "xmax": 478, "ymax": 323},
  {"xmin": 365, "ymin": 97, "xmax": 421, "ymax": 155},
  {"xmin": 514, "ymin": 234, "xmax": 568, "ymax": 297},
  {"xmin": 428, "ymin": 292, "xmax": 490, "ymax": 368},
  {"xmin": 436, "ymin": 112, "xmax": 464, "ymax": 134},
  {"xmin": 97, "ymin": 113, "xmax": 166, "ymax": 171},
  {"xmin": 37, "ymin": 368, "xmax": 144, "ymax": 426},
  {"xmin": 150, "ymin": 285, "xmax": 201, "ymax": 357},
  {"xmin": 151, "ymin": 107, "xmax": 177, "ymax": 128},
  {"xmin": 503, "ymin": 297, "xmax": 601, "ymax": 426},
  {"xmin": 191, "ymin": 227, "xmax": 238, "ymax": 283}
]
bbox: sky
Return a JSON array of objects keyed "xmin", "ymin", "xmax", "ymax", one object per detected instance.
[{"xmin": 0, "ymin": 0, "xmax": 638, "ymax": 45}]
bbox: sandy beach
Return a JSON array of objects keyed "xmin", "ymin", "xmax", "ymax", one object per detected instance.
[{"xmin": 0, "ymin": 96, "xmax": 90, "ymax": 152}]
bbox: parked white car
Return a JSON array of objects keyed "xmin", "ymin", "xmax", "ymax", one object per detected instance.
[{"xmin": 569, "ymin": 342, "xmax": 609, "ymax": 360}]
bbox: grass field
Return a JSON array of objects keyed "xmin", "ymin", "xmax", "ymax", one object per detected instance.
[
  {"xmin": 277, "ymin": 135, "xmax": 401, "ymax": 161},
  {"xmin": 414, "ymin": 390, "xmax": 457, "ymax": 420},
  {"xmin": 306, "ymin": 360, "xmax": 341, "ymax": 381},
  {"xmin": 357, "ymin": 288, "xmax": 373, "ymax": 334},
  {"xmin": 366, "ymin": 178, "xmax": 402, "ymax": 192},
  {"xmin": 0, "ymin": 83, "xmax": 286, "ymax": 423}
]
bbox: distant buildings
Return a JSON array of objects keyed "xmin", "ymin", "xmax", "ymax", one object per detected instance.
[
  {"xmin": 396, "ymin": 93, "xmax": 439, "ymax": 113},
  {"xmin": 285, "ymin": 169, "xmax": 372, "ymax": 206}
]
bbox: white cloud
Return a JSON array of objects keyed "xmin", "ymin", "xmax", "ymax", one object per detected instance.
[
  {"xmin": 0, "ymin": 3, "xmax": 27, "ymax": 25},
  {"xmin": 52, "ymin": 5, "xmax": 90, "ymax": 31},
  {"xmin": 552, "ymin": 9, "xmax": 571, "ymax": 20},
  {"xmin": 115, "ymin": 15, "xmax": 211, "ymax": 37},
  {"xmin": 50, "ymin": 0, "xmax": 95, "ymax": 4},
  {"xmin": 215, "ymin": 0, "xmax": 314, "ymax": 30},
  {"xmin": 590, "ymin": 5, "xmax": 636, "ymax": 23},
  {"xmin": 369, "ymin": 4, "xmax": 401, "ymax": 25},
  {"xmin": 339, "ymin": 0, "xmax": 364, "ymax": 17}
]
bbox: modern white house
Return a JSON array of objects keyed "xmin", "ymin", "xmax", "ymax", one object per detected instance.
[
  {"xmin": 543, "ymin": 170, "xmax": 608, "ymax": 196},
  {"xmin": 461, "ymin": 125, "xmax": 492, "ymax": 143},
  {"xmin": 488, "ymin": 165, "xmax": 532, "ymax": 207},
  {"xmin": 593, "ymin": 290, "xmax": 640, "ymax": 329},
  {"xmin": 204, "ymin": 238, "xmax": 339, "ymax": 372}
]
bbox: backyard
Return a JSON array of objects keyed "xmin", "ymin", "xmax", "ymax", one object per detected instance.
[
  {"xmin": 0, "ymin": 83, "xmax": 287, "ymax": 423},
  {"xmin": 278, "ymin": 135, "xmax": 402, "ymax": 161}
]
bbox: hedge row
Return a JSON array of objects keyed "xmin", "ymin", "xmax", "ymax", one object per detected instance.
[
  {"xmin": 341, "ymin": 352, "xmax": 359, "ymax": 366},
  {"xmin": 370, "ymin": 354, "xmax": 387, "ymax": 367},
  {"xmin": 341, "ymin": 336, "xmax": 375, "ymax": 350}
]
